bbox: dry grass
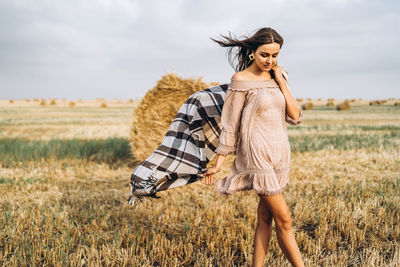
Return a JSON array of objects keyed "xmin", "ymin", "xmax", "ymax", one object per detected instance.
[
  {"xmin": 0, "ymin": 89, "xmax": 399, "ymax": 266},
  {"xmin": 0, "ymin": 149, "xmax": 399, "ymax": 266},
  {"xmin": 0, "ymin": 100, "xmax": 138, "ymax": 140}
]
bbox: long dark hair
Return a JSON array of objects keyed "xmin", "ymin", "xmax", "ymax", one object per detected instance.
[{"xmin": 210, "ymin": 27, "xmax": 284, "ymax": 72}]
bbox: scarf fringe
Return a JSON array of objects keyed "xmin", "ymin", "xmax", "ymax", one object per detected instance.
[{"xmin": 126, "ymin": 192, "xmax": 161, "ymax": 207}]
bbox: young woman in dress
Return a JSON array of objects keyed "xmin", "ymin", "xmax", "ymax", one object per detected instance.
[{"xmin": 203, "ymin": 27, "xmax": 305, "ymax": 267}]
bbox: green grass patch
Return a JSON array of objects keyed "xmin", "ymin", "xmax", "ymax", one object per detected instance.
[
  {"xmin": 1, "ymin": 130, "xmax": 399, "ymax": 167},
  {"xmin": 289, "ymin": 131, "xmax": 399, "ymax": 152},
  {"xmin": 0, "ymin": 176, "xmax": 43, "ymax": 185},
  {"xmin": 0, "ymin": 137, "xmax": 132, "ymax": 167}
]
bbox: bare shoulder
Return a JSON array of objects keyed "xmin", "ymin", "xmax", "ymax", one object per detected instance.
[{"xmin": 231, "ymin": 71, "xmax": 249, "ymax": 81}]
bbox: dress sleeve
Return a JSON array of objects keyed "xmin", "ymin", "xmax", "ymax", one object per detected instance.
[
  {"xmin": 285, "ymin": 108, "xmax": 303, "ymax": 126},
  {"xmin": 282, "ymin": 68, "xmax": 303, "ymax": 126},
  {"xmin": 215, "ymin": 86, "xmax": 248, "ymax": 156}
]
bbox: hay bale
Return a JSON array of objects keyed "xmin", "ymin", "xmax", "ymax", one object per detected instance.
[
  {"xmin": 130, "ymin": 72, "xmax": 217, "ymax": 162},
  {"xmin": 296, "ymin": 98, "xmax": 303, "ymax": 102},
  {"xmin": 100, "ymin": 102, "xmax": 107, "ymax": 108},
  {"xmin": 337, "ymin": 100, "xmax": 351, "ymax": 110},
  {"xmin": 302, "ymin": 101, "xmax": 314, "ymax": 110},
  {"xmin": 369, "ymin": 101, "xmax": 378, "ymax": 106},
  {"xmin": 326, "ymin": 100, "xmax": 335, "ymax": 107}
]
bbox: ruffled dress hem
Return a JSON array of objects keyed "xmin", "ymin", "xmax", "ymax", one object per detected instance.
[{"xmin": 213, "ymin": 168, "xmax": 290, "ymax": 196}]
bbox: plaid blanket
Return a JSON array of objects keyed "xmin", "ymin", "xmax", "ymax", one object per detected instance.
[{"xmin": 127, "ymin": 83, "xmax": 229, "ymax": 207}]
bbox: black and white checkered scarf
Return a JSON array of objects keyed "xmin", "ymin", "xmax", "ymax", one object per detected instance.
[{"xmin": 127, "ymin": 83, "xmax": 229, "ymax": 207}]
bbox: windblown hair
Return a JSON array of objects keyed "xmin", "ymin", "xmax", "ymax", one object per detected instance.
[{"xmin": 210, "ymin": 27, "xmax": 284, "ymax": 72}]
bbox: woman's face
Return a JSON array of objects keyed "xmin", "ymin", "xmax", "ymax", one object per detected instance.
[{"xmin": 253, "ymin": 42, "xmax": 281, "ymax": 71}]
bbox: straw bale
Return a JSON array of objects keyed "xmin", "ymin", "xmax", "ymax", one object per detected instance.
[{"xmin": 130, "ymin": 72, "xmax": 219, "ymax": 162}]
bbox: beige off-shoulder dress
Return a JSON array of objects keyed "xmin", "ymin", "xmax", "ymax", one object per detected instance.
[{"xmin": 214, "ymin": 75, "xmax": 303, "ymax": 196}]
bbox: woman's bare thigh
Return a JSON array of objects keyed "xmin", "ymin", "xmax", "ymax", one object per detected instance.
[{"xmin": 257, "ymin": 193, "xmax": 291, "ymax": 224}]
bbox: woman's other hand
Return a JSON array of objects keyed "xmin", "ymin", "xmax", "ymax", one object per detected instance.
[{"xmin": 203, "ymin": 166, "xmax": 221, "ymax": 185}]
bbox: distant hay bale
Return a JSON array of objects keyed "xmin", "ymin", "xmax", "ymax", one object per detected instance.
[
  {"xmin": 337, "ymin": 100, "xmax": 351, "ymax": 110},
  {"xmin": 317, "ymin": 98, "xmax": 322, "ymax": 101},
  {"xmin": 328, "ymin": 98, "xmax": 335, "ymax": 102},
  {"xmin": 50, "ymin": 99, "xmax": 57, "ymax": 105},
  {"xmin": 296, "ymin": 98, "xmax": 303, "ymax": 102},
  {"xmin": 24, "ymin": 98, "xmax": 30, "ymax": 102},
  {"xmin": 306, "ymin": 98, "xmax": 312, "ymax": 101},
  {"xmin": 302, "ymin": 101, "xmax": 314, "ymax": 110},
  {"xmin": 369, "ymin": 101, "xmax": 378, "ymax": 106},
  {"xmin": 69, "ymin": 101, "xmax": 76, "ymax": 107},
  {"xmin": 370, "ymin": 99, "xmax": 387, "ymax": 105},
  {"xmin": 40, "ymin": 99, "xmax": 46, "ymax": 106},
  {"xmin": 130, "ymin": 72, "xmax": 216, "ymax": 162},
  {"xmin": 33, "ymin": 98, "xmax": 39, "ymax": 102},
  {"xmin": 129, "ymin": 99, "xmax": 134, "ymax": 103},
  {"xmin": 326, "ymin": 100, "xmax": 335, "ymax": 106},
  {"xmin": 9, "ymin": 99, "xmax": 14, "ymax": 103},
  {"xmin": 100, "ymin": 102, "xmax": 107, "ymax": 108},
  {"xmin": 350, "ymin": 98, "xmax": 356, "ymax": 102}
]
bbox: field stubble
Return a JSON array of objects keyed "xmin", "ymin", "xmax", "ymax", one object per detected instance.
[{"xmin": 0, "ymin": 100, "xmax": 399, "ymax": 266}]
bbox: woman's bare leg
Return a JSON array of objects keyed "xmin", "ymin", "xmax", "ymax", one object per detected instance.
[
  {"xmin": 252, "ymin": 197, "xmax": 273, "ymax": 267},
  {"xmin": 258, "ymin": 193, "xmax": 304, "ymax": 267}
]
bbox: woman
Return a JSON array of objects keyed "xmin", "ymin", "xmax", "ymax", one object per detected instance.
[{"xmin": 204, "ymin": 27, "xmax": 305, "ymax": 267}]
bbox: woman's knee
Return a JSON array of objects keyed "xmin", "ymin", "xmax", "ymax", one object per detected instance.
[
  {"xmin": 275, "ymin": 211, "xmax": 292, "ymax": 231},
  {"xmin": 258, "ymin": 193, "xmax": 292, "ymax": 231}
]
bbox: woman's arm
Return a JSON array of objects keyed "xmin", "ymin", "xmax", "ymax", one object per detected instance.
[
  {"xmin": 276, "ymin": 78, "xmax": 301, "ymax": 121},
  {"xmin": 214, "ymin": 153, "xmax": 227, "ymax": 170}
]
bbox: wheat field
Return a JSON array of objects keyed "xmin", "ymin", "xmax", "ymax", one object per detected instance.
[{"xmin": 0, "ymin": 98, "xmax": 399, "ymax": 266}]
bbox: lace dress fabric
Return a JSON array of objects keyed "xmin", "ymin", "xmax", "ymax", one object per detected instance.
[{"xmin": 214, "ymin": 77, "xmax": 303, "ymax": 195}]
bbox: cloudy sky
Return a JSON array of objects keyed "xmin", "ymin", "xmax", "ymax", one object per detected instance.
[{"xmin": 0, "ymin": 0, "xmax": 399, "ymax": 100}]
